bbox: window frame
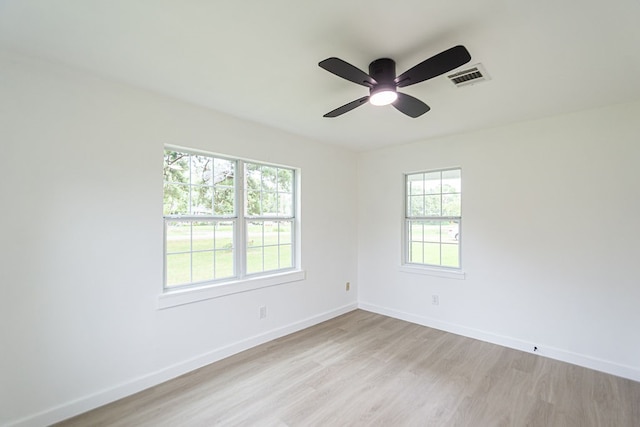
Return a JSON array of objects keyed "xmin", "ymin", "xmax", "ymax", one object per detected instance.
[
  {"xmin": 403, "ymin": 167, "xmax": 463, "ymax": 273},
  {"xmin": 161, "ymin": 146, "xmax": 302, "ymax": 308}
]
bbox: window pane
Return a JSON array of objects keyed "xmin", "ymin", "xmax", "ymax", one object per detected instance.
[
  {"xmin": 423, "ymin": 221, "xmax": 441, "ymax": 243},
  {"xmin": 261, "ymin": 166, "xmax": 278, "ymax": 191},
  {"xmin": 215, "ymin": 249, "xmax": 234, "ymax": 279},
  {"xmin": 410, "ymin": 242, "xmax": 424, "ymax": 264},
  {"xmin": 424, "ymin": 171, "xmax": 441, "ymax": 194},
  {"xmin": 409, "ymin": 221, "xmax": 424, "ymax": 242},
  {"xmin": 246, "ymin": 163, "xmax": 261, "ymax": 182},
  {"xmin": 166, "ymin": 222, "xmax": 190, "ymax": 253},
  {"xmin": 163, "ymin": 183, "xmax": 189, "ymax": 215},
  {"xmin": 443, "ymin": 194, "xmax": 461, "ymax": 216},
  {"xmin": 247, "ymin": 221, "xmax": 264, "ymax": 247},
  {"xmin": 262, "ymin": 191, "xmax": 277, "ymax": 215},
  {"xmin": 278, "ymin": 169, "xmax": 293, "ymax": 192},
  {"xmin": 213, "ymin": 158, "xmax": 234, "ymax": 186},
  {"xmin": 424, "ymin": 243, "xmax": 441, "ymax": 265},
  {"xmin": 264, "ymin": 246, "xmax": 279, "ymax": 271},
  {"xmin": 191, "ymin": 186, "xmax": 213, "ymax": 215},
  {"xmin": 247, "ymin": 190, "xmax": 261, "ymax": 216},
  {"xmin": 247, "ymin": 247, "xmax": 263, "ymax": 274},
  {"xmin": 442, "ymin": 169, "xmax": 461, "ymax": 193},
  {"xmin": 191, "ymin": 154, "xmax": 212, "ymax": 186},
  {"xmin": 278, "ymin": 193, "xmax": 293, "ymax": 217},
  {"xmin": 277, "ymin": 221, "xmax": 292, "ymax": 244},
  {"xmin": 279, "ymin": 244, "xmax": 292, "ymax": 268},
  {"xmin": 444, "ymin": 221, "xmax": 460, "ymax": 243},
  {"xmin": 441, "ymin": 244, "xmax": 459, "ymax": 268},
  {"xmin": 264, "ymin": 222, "xmax": 279, "ymax": 246},
  {"xmin": 408, "ymin": 173, "xmax": 424, "ymax": 196},
  {"xmin": 424, "ymin": 195, "xmax": 441, "ymax": 216},
  {"xmin": 192, "ymin": 251, "xmax": 214, "ymax": 282},
  {"xmin": 214, "ymin": 187, "xmax": 234, "ymax": 215},
  {"xmin": 163, "ymin": 150, "xmax": 189, "ymax": 184},
  {"xmin": 409, "ymin": 195, "xmax": 424, "ymax": 217},
  {"xmin": 215, "ymin": 221, "xmax": 234, "ymax": 250},
  {"xmin": 166, "ymin": 253, "xmax": 191, "ymax": 286},
  {"xmin": 192, "ymin": 222, "xmax": 214, "ymax": 251}
]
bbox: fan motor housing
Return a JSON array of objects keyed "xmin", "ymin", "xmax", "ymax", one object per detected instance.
[{"xmin": 369, "ymin": 58, "xmax": 396, "ymax": 85}]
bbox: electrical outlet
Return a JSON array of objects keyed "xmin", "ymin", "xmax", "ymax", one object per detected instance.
[
  {"xmin": 346, "ymin": 282, "xmax": 350, "ymax": 291},
  {"xmin": 259, "ymin": 306, "xmax": 267, "ymax": 319},
  {"xmin": 432, "ymin": 295, "xmax": 439, "ymax": 305}
]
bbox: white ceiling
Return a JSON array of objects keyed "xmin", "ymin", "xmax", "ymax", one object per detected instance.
[{"xmin": 1, "ymin": 0, "xmax": 640, "ymax": 151}]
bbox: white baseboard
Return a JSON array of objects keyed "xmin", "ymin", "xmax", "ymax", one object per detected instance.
[
  {"xmin": 358, "ymin": 301, "xmax": 640, "ymax": 383},
  {"xmin": 8, "ymin": 303, "xmax": 358, "ymax": 427}
]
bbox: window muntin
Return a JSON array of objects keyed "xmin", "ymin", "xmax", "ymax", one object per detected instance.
[
  {"xmin": 405, "ymin": 168, "xmax": 461, "ymax": 269},
  {"xmin": 163, "ymin": 148, "xmax": 297, "ymax": 289}
]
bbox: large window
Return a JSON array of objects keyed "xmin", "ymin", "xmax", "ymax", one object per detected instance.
[
  {"xmin": 405, "ymin": 168, "xmax": 461, "ymax": 269},
  {"xmin": 163, "ymin": 148, "xmax": 296, "ymax": 289}
]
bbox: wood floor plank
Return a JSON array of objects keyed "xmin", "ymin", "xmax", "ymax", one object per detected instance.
[{"xmin": 55, "ymin": 310, "xmax": 640, "ymax": 426}]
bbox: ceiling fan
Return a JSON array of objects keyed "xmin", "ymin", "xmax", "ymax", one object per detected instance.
[{"xmin": 318, "ymin": 45, "xmax": 471, "ymax": 118}]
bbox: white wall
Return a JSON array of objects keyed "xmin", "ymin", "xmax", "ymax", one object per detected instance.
[
  {"xmin": 0, "ymin": 50, "xmax": 358, "ymax": 427},
  {"xmin": 358, "ymin": 100, "xmax": 640, "ymax": 381}
]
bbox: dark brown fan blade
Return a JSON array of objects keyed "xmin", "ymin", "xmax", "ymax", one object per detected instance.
[
  {"xmin": 323, "ymin": 96, "xmax": 369, "ymax": 118},
  {"xmin": 395, "ymin": 45, "xmax": 471, "ymax": 88},
  {"xmin": 392, "ymin": 93, "xmax": 430, "ymax": 118},
  {"xmin": 319, "ymin": 58, "xmax": 377, "ymax": 87}
]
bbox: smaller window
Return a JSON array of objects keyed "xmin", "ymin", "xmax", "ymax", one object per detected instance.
[{"xmin": 405, "ymin": 168, "xmax": 461, "ymax": 269}]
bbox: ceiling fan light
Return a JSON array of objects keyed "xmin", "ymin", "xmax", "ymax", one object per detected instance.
[{"xmin": 370, "ymin": 89, "xmax": 398, "ymax": 106}]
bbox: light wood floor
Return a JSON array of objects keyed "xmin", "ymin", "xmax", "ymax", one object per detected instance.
[{"xmin": 57, "ymin": 310, "xmax": 640, "ymax": 426}]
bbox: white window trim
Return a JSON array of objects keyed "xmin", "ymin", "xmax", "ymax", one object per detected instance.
[
  {"xmin": 398, "ymin": 264, "xmax": 466, "ymax": 280},
  {"xmin": 161, "ymin": 146, "xmax": 303, "ymax": 308},
  {"xmin": 158, "ymin": 269, "xmax": 306, "ymax": 309}
]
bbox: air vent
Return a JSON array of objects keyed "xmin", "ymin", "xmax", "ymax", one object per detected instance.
[{"xmin": 447, "ymin": 63, "xmax": 490, "ymax": 87}]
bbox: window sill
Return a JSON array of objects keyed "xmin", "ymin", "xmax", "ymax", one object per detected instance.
[
  {"xmin": 399, "ymin": 265, "xmax": 466, "ymax": 280},
  {"xmin": 158, "ymin": 270, "xmax": 306, "ymax": 309}
]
